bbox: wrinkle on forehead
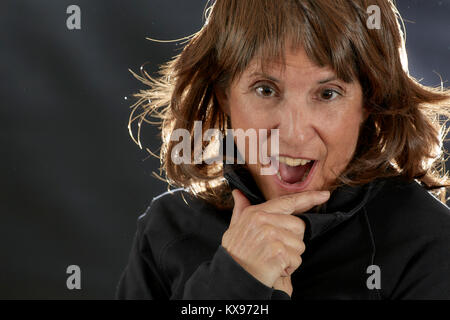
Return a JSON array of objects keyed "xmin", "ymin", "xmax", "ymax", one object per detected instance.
[{"xmin": 242, "ymin": 47, "xmax": 338, "ymax": 83}]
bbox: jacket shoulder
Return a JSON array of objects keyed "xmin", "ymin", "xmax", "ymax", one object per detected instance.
[
  {"xmin": 136, "ymin": 188, "xmax": 230, "ymax": 253},
  {"xmin": 139, "ymin": 188, "xmax": 204, "ymax": 236},
  {"xmin": 365, "ymin": 178, "xmax": 450, "ymax": 248},
  {"xmin": 365, "ymin": 177, "xmax": 450, "ymax": 298},
  {"xmin": 366, "ymin": 177, "xmax": 450, "ymax": 239}
]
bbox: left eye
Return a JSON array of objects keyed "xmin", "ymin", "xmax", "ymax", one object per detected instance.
[
  {"xmin": 320, "ymin": 89, "xmax": 340, "ymax": 101},
  {"xmin": 255, "ymin": 86, "xmax": 276, "ymax": 97}
]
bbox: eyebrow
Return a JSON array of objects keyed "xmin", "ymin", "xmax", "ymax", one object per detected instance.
[
  {"xmin": 248, "ymin": 72, "xmax": 280, "ymax": 83},
  {"xmin": 249, "ymin": 72, "xmax": 339, "ymax": 84},
  {"xmin": 318, "ymin": 76, "xmax": 338, "ymax": 84}
]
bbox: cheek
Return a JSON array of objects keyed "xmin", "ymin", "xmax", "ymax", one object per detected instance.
[
  {"xmin": 322, "ymin": 110, "xmax": 363, "ymax": 169},
  {"xmin": 228, "ymin": 96, "xmax": 262, "ymax": 162},
  {"xmin": 229, "ymin": 93, "xmax": 276, "ymax": 130}
]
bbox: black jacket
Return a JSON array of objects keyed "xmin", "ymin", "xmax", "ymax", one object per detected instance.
[{"xmin": 115, "ymin": 164, "xmax": 450, "ymax": 299}]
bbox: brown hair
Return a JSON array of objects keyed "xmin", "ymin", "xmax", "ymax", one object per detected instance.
[{"xmin": 128, "ymin": 0, "xmax": 450, "ymax": 210}]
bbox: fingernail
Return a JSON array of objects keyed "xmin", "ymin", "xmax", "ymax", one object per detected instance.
[{"xmin": 319, "ymin": 191, "xmax": 330, "ymax": 199}]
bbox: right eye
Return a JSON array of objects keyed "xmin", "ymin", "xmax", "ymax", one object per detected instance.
[{"xmin": 255, "ymin": 85, "xmax": 277, "ymax": 98}]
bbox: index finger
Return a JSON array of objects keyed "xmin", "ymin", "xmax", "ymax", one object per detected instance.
[{"xmin": 258, "ymin": 190, "xmax": 330, "ymax": 215}]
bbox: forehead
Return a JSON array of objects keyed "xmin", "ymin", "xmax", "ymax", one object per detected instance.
[{"xmin": 241, "ymin": 47, "xmax": 337, "ymax": 81}]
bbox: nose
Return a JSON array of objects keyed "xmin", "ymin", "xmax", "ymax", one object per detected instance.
[{"xmin": 278, "ymin": 98, "xmax": 316, "ymax": 146}]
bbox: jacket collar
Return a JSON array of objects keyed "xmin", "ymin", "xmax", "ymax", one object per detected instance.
[{"xmin": 223, "ymin": 161, "xmax": 381, "ymax": 242}]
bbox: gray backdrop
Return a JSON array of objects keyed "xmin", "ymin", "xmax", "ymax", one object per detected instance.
[{"xmin": 1, "ymin": 0, "xmax": 449, "ymax": 299}]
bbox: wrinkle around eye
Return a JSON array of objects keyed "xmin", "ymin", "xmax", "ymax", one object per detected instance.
[
  {"xmin": 315, "ymin": 88, "xmax": 344, "ymax": 102},
  {"xmin": 251, "ymin": 80, "xmax": 281, "ymax": 99}
]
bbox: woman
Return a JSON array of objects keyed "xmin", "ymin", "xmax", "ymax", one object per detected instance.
[{"xmin": 116, "ymin": 0, "xmax": 450, "ymax": 299}]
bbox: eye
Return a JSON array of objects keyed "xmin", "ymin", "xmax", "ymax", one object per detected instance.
[
  {"xmin": 319, "ymin": 88, "xmax": 341, "ymax": 101},
  {"xmin": 255, "ymin": 85, "xmax": 277, "ymax": 98}
]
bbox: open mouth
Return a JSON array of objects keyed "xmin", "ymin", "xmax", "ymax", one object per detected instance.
[{"xmin": 274, "ymin": 156, "xmax": 316, "ymax": 185}]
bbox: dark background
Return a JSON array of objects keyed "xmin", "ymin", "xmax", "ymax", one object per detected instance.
[{"xmin": 1, "ymin": 0, "xmax": 449, "ymax": 299}]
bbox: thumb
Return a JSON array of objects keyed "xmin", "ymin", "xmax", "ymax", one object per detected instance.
[
  {"xmin": 230, "ymin": 189, "xmax": 251, "ymax": 225},
  {"xmin": 273, "ymin": 276, "xmax": 293, "ymax": 297}
]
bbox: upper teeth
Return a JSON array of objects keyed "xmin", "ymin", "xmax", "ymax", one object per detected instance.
[{"xmin": 276, "ymin": 156, "xmax": 312, "ymax": 166}]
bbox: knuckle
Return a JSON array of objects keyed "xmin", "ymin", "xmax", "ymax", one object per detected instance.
[
  {"xmin": 270, "ymin": 240, "xmax": 285, "ymax": 257},
  {"xmin": 255, "ymin": 211, "xmax": 268, "ymax": 224},
  {"xmin": 275, "ymin": 195, "xmax": 295, "ymax": 213},
  {"xmin": 291, "ymin": 256, "xmax": 301, "ymax": 270},
  {"xmin": 284, "ymin": 195, "xmax": 296, "ymax": 205},
  {"xmin": 298, "ymin": 241, "xmax": 306, "ymax": 254},
  {"xmin": 303, "ymin": 191, "xmax": 321, "ymax": 203},
  {"xmin": 247, "ymin": 212, "xmax": 260, "ymax": 229},
  {"xmin": 260, "ymin": 224, "xmax": 272, "ymax": 236},
  {"xmin": 284, "ymin": 197, "xmax": 297, "ymax": 213},
  {"xmin": 306, "ymin": 190, "xmax": 320, "ymax": 197},
  {"xmin": 292, "ymin": 253, "xmax": 302, "ymax": 267},
  {"xmin": 297, "ymin": 255, "xmax": 303, "ymax": 267},
  {"xmin": 244, "ymin": 207, "xmax": 256, "ymax": 218},
  {"xmin": 261, "ymin": 224, "xmax": 278, "ymax": 240},
  {"xmin": 292, "ymin": 218, "xmax": 306, "ymax": 234},
  {"xmin": 298, "ymin": 218, "xmax": 306, "ymax": 230}
]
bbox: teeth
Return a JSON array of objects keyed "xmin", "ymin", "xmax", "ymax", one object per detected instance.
[
  {"xmin": 276, "ymin": 161, "xmax": 312, "ymax": 183},
  {"xmin": 276, "ymin": 156, "xmax": 312, "ymax": 167}
]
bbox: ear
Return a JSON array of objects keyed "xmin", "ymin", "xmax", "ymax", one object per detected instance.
[{"xmin": 214, "ymin": 85, "xmax": 230, "ymax": 117}]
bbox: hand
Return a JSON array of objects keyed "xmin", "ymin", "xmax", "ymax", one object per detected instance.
[
  {"xmin": 221, "ymin": 189, "xmax": 330, "ymax": 296},
  {"xmin": 273, "ymin": 275, "xmax": 293, "ymax": 297}
]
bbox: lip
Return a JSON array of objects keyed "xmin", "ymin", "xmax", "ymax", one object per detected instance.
[
  {"xmin": 272, "ymin": 159, "xmax": 318, "ymax": 192},
  {"xmin": 276, "ymin": 154, "xmax": 317, "ymax": 161}
]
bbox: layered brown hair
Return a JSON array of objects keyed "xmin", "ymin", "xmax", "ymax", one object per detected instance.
[{"xmin": 129, "ymin": 0, "xmax": 450, "ymax": 209}]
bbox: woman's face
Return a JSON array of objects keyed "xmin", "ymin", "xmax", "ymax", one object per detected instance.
[{"xmin": 220, "ymin": 47, "xmax": 366, "ymax": 201}]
